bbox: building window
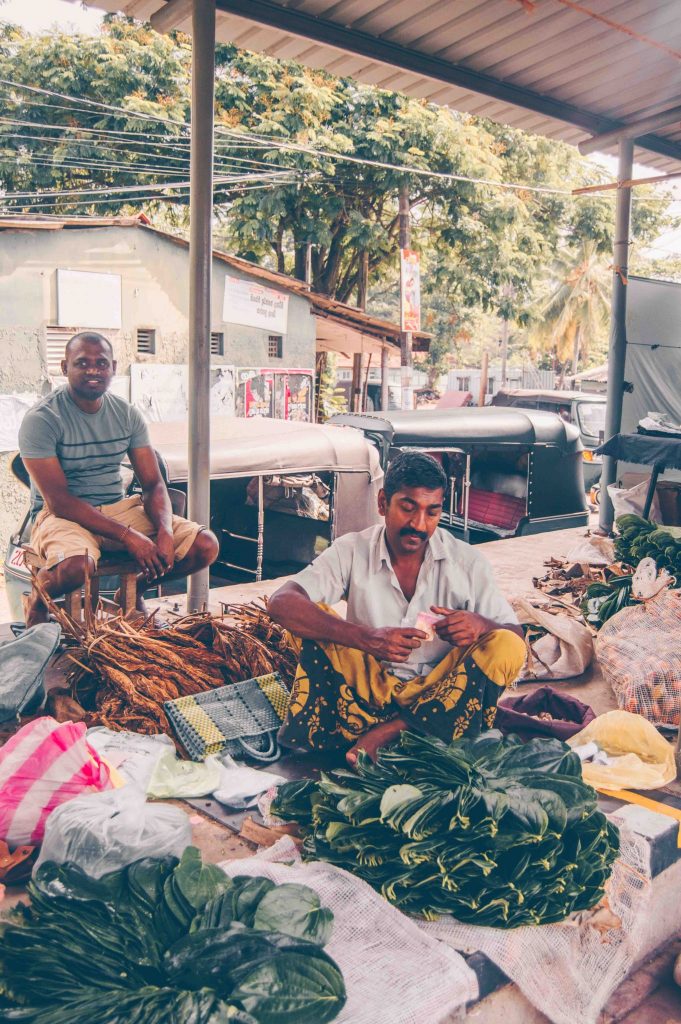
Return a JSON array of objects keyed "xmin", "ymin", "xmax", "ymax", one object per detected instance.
[
  {"xmin": 458, "ymin": 376, "xmax": 471, "ymax": 391},
  {"xmin": 210, "ymin": 331, "xmax": 224, "ymax": 356},
  {"xmin": 136, "ymin": 328, "xmax": 156, "ymax": 354},
  {"xmin": 45, "ymin": 325, "xmax": 76, "ymax": 375},
  {"xmin": 268, "ymin": 335, "xmax": 283, "ymax": 359},
  {"xmin": 487, "ymin": 377, "xmax": 495, "ymax": 394}
]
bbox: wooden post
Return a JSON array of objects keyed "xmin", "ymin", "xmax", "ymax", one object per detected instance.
[
  {"xmin": 479, "ymin": 351, "xmax": 489, "ymax": 408},
  {"xmin": 351, "ymin": 352, "xmax": 363, "ymax": 412},
  {"xmin": 380, "ymin": 344, "xmax": 390, "ymax": 411}
]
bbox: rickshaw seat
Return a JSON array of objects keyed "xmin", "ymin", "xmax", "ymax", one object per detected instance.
[{"xmin": 467, "ymin": 488, "xmax": 526, "ymax": 532}]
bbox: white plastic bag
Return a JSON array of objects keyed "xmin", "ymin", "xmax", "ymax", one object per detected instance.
[
  {"xmin": 607, "ymin": 479, "xmax": 660, "ymax": 521},
  {"xmin": 86, "ymin": 727, "xmax": 175, "ymax": 791},
  {"xmin": 213, "ymin": 755, "xmax": 285, "ymax": 809},
  {"xmin": 34, "ymin": 786, "xmax": 191, "ymax": 878}
]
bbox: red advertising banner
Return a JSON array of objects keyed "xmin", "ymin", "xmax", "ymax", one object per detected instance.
[{"xmin": 400, "ymin": 249, "xmax": 421, "ymax": 333}]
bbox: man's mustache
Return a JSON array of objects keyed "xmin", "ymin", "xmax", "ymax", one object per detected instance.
[{"xmin": 399, "ymin": 527, "xmax": 428, "ymax": 541}]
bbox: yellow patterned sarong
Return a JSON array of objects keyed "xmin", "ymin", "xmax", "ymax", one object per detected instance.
[{"xmin": 279, "ymin": 619, "xmax": 526, "ymax": 753}]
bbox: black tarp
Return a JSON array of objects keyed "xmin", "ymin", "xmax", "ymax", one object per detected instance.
[{"xmin": 596, "ymin": 432, "xmax": 681, "ymax": 470}]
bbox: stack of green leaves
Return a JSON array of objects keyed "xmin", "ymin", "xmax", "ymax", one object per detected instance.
[
  {"xmin": 582, "ymin": 514, "xmax": 681, "ymax": 628},
  {"xmin": 272, "ymin": 731, "xmax": 619, "ymax": 928},
  {"xmin": 0, "ymin": 846, "xmax": 346, "ymax": 1024},
  {"xmin": 613, "ymin": 514, "xmax": 681, "ymax": 575}
]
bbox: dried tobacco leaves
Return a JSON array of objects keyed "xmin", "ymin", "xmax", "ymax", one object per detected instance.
[
  {"xmin": 272, "ymin": 730, "xmax": 619, "ymax": 929},
  {"xmin": 33, "ymin": 576, "xmax": 297, "ymax": 734}
]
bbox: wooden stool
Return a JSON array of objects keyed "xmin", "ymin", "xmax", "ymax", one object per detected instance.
[{"xmin": 23, "ymin": 549, "xmax": 140, "ymax": 620}]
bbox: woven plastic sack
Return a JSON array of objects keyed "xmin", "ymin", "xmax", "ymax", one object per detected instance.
[
  {"xmin": 567, "ymin": 710, "xmax": 676, "ymax": 790},
  {"xmin": 513, "ymin": 597, "xmax": 594, "ymax": 680},
  {"xmin": 34, "ymin": 786, "xmax": 191, "ymax": 878},
  {"xmin": 0, "ymin": 717, "xmax": 115, "ymax": 847},
  {"xmin": 220, "ymin": 836, "xmax": 478, "ymax": 1024},
  {"xmin": 597, "ymin": 588, "xmax": 681, "ymax": 727}
]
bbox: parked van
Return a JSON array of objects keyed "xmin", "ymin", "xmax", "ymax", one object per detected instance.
[{"xmin": 491, "ymin": 390, "xmax": 606, "ymax": 488}]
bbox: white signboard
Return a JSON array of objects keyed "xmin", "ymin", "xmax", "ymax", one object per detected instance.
[
  {"xmin": 57, "ymin": 269, "xmax": 122, "ymax": 329},
  {"xmin": 223, "ymin": 275, "xmax": 289, "ymax": 334}
]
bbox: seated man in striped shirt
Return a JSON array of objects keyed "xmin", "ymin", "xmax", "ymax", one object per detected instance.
[{"xmin": 19, "ymin": 332, "xmax": 218, "ymax": 627}]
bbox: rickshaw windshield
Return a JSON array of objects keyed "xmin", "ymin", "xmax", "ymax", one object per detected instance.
[{"xmin": 576, "ymin": 401, "xmax": 606, "ymax": 440}]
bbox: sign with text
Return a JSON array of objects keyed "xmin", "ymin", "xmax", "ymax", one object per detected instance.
[
  {"xmin": 400, "ymin": 249, "xmax": 421, "ymax": 333},
  {"xmin": 223, "ymin": 276, "xmax": 289, "ymax": 334}
]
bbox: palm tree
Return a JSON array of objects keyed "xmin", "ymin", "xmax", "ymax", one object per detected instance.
[{"xmin": 530, "ymin": 241, "xmax": 610, "ymax": 376}]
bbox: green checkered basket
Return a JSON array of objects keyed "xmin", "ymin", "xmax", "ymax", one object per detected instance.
[{"xmin": 164, "ymin": 672, "xmax": 290, "ymax": 763}]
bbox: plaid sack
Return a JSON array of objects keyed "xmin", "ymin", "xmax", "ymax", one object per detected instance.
[{"xmin": 164, "ymin": 672, "xmax": 290, "ymax": 763}]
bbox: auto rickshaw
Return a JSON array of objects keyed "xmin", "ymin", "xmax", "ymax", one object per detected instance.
[
  {"xmin": 4, "ymin": 416, "xmax": 383, "ymax": 621},
  {"xmin": 330, "ymin": 407, "xmax": 589, "ymax": 542}
]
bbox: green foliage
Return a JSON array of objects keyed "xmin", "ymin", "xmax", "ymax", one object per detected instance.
[
  {"xmin": 0, "ymin": 847, "xmax": 345, "ymax": 1024},
  {"xmin": 0, "ymin": 14, "xmax": 676, "ymax": 377},
  {"xmin": 272, "ymin": 730, "xmax": 619, "ymax": 928}
]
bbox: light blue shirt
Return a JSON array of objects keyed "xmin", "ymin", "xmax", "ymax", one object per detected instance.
[{"xmin": 291, "ymin": 524, "xmax": 518, "ymax": 679}]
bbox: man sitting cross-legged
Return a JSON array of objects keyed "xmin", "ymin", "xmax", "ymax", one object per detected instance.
[
  {"xmin": 269, "ymin": 451, "xmax": 526, "ymax": 766},
  {"xmin": 19, "ymin": 331, "xmax": 219, "ymax": 627}
]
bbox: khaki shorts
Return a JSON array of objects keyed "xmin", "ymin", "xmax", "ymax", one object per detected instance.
[{"xmin": 30, "ymin": 495, "xmax": 203, "ymax": 570}]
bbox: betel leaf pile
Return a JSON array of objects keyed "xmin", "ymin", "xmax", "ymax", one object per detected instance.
[
  {"xmin": 272, "ymin": 730, "xmax": 619, "ymax": 928},
  {"xmin": 0, "ymin": 847, "xmax": 346, "ymax": 1024}
]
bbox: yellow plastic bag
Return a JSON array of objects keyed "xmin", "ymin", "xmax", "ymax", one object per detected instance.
[{"xmin": 567, "ymin": 710, "xmax": 676, "ymax": 790}]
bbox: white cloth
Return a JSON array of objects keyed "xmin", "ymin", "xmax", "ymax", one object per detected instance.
[{"xmin": 291, "ymin": 524, "xmax": 518, "ymax": 679}]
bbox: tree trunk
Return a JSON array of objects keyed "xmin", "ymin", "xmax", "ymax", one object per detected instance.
[
  {"xmin": 572, "ymin": 325, "xmax": 581, "ymax": 374},
  {"xmin": 357, "ymin": 249, "xmax": 369, "ymax": 310}
]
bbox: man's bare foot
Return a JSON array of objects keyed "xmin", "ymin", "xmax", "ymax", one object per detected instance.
[{"xmin": 346, "ymin": 717, "xmax": 407, "ymax": 767}]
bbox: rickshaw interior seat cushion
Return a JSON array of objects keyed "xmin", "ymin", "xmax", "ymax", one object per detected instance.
[{"xmin": 467, "ymin": 488, "xmax": 526, "ymax": 531}]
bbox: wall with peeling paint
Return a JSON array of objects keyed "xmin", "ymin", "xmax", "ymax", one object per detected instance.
[{"xmin": 0, "ymin": 224, "xmax": 317, "ymax": 567}]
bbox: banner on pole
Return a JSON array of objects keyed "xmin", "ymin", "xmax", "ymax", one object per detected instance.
[{"xmin": 400, "ymin": 249, "xmax": 421, "ymax": 332}]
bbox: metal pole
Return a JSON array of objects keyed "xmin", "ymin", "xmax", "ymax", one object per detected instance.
[
  {"xmin": 187, "ymin": 0, "xmax": 216, "ymax": 611},
  {"xmin": 598, "ymin": 138, "xmax": 634, "ymax": 534},
  {"xmin": 380, "ymin": 344, "xmax": 389, "ymax": 410},
  {"xmin": 399, "ymin": 184, "xmax": 414, "ymax": 410}
]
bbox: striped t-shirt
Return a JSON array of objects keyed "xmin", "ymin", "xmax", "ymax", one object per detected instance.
[{"xmin": 19, "ymin": 386, "xmax": 151, "ymax": 512}]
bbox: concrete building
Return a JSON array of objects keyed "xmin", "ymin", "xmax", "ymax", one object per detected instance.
[{"xmin": 0, "ymin": 213, "xmax": 422, "ymax": 556}]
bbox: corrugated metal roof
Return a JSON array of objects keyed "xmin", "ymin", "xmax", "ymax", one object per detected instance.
[{"xmin": 80, "ymin": 0, "xmax": 681, "ymax": 172}]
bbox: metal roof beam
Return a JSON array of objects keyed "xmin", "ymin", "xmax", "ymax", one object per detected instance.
[
  {"xmin": 579, "ymin": 103, "xmax": 681, "ymax": 156},
  {"xmin": 210, "ymin": 0, "xmax": 681, "ymax": 165}
]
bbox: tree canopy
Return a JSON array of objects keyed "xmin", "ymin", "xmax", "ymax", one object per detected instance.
[{"xmin": 0, "ymin": 15, "xmax": 676, "ymax": 373}]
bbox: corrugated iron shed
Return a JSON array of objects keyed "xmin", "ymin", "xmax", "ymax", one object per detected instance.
[{"xmin": 81, "ymin": 0, "xmax": 681, "ymax": 172}]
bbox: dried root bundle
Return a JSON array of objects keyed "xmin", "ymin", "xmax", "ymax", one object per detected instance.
[{"xmin": 31, "ymin": 575, "xmax": 296, "ymax": 735}]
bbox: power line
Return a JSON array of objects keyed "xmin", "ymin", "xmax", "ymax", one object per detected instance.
[
  {"xmin": 1, "ymin": 169, "xmax": 300, "ymax": 201},
  {"xmin": 0, "ymin": 179, "xmax": 297, "ymax": 213}
]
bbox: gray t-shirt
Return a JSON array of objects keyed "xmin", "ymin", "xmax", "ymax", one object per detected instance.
[{"xmin": 19, "ymin": 386, "xmax": 150, "ymax": 512}]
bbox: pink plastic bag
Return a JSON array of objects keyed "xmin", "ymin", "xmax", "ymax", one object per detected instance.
[{"xmin": 0, "ymin": 717, "xmax": 114, "ymax": 847}]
